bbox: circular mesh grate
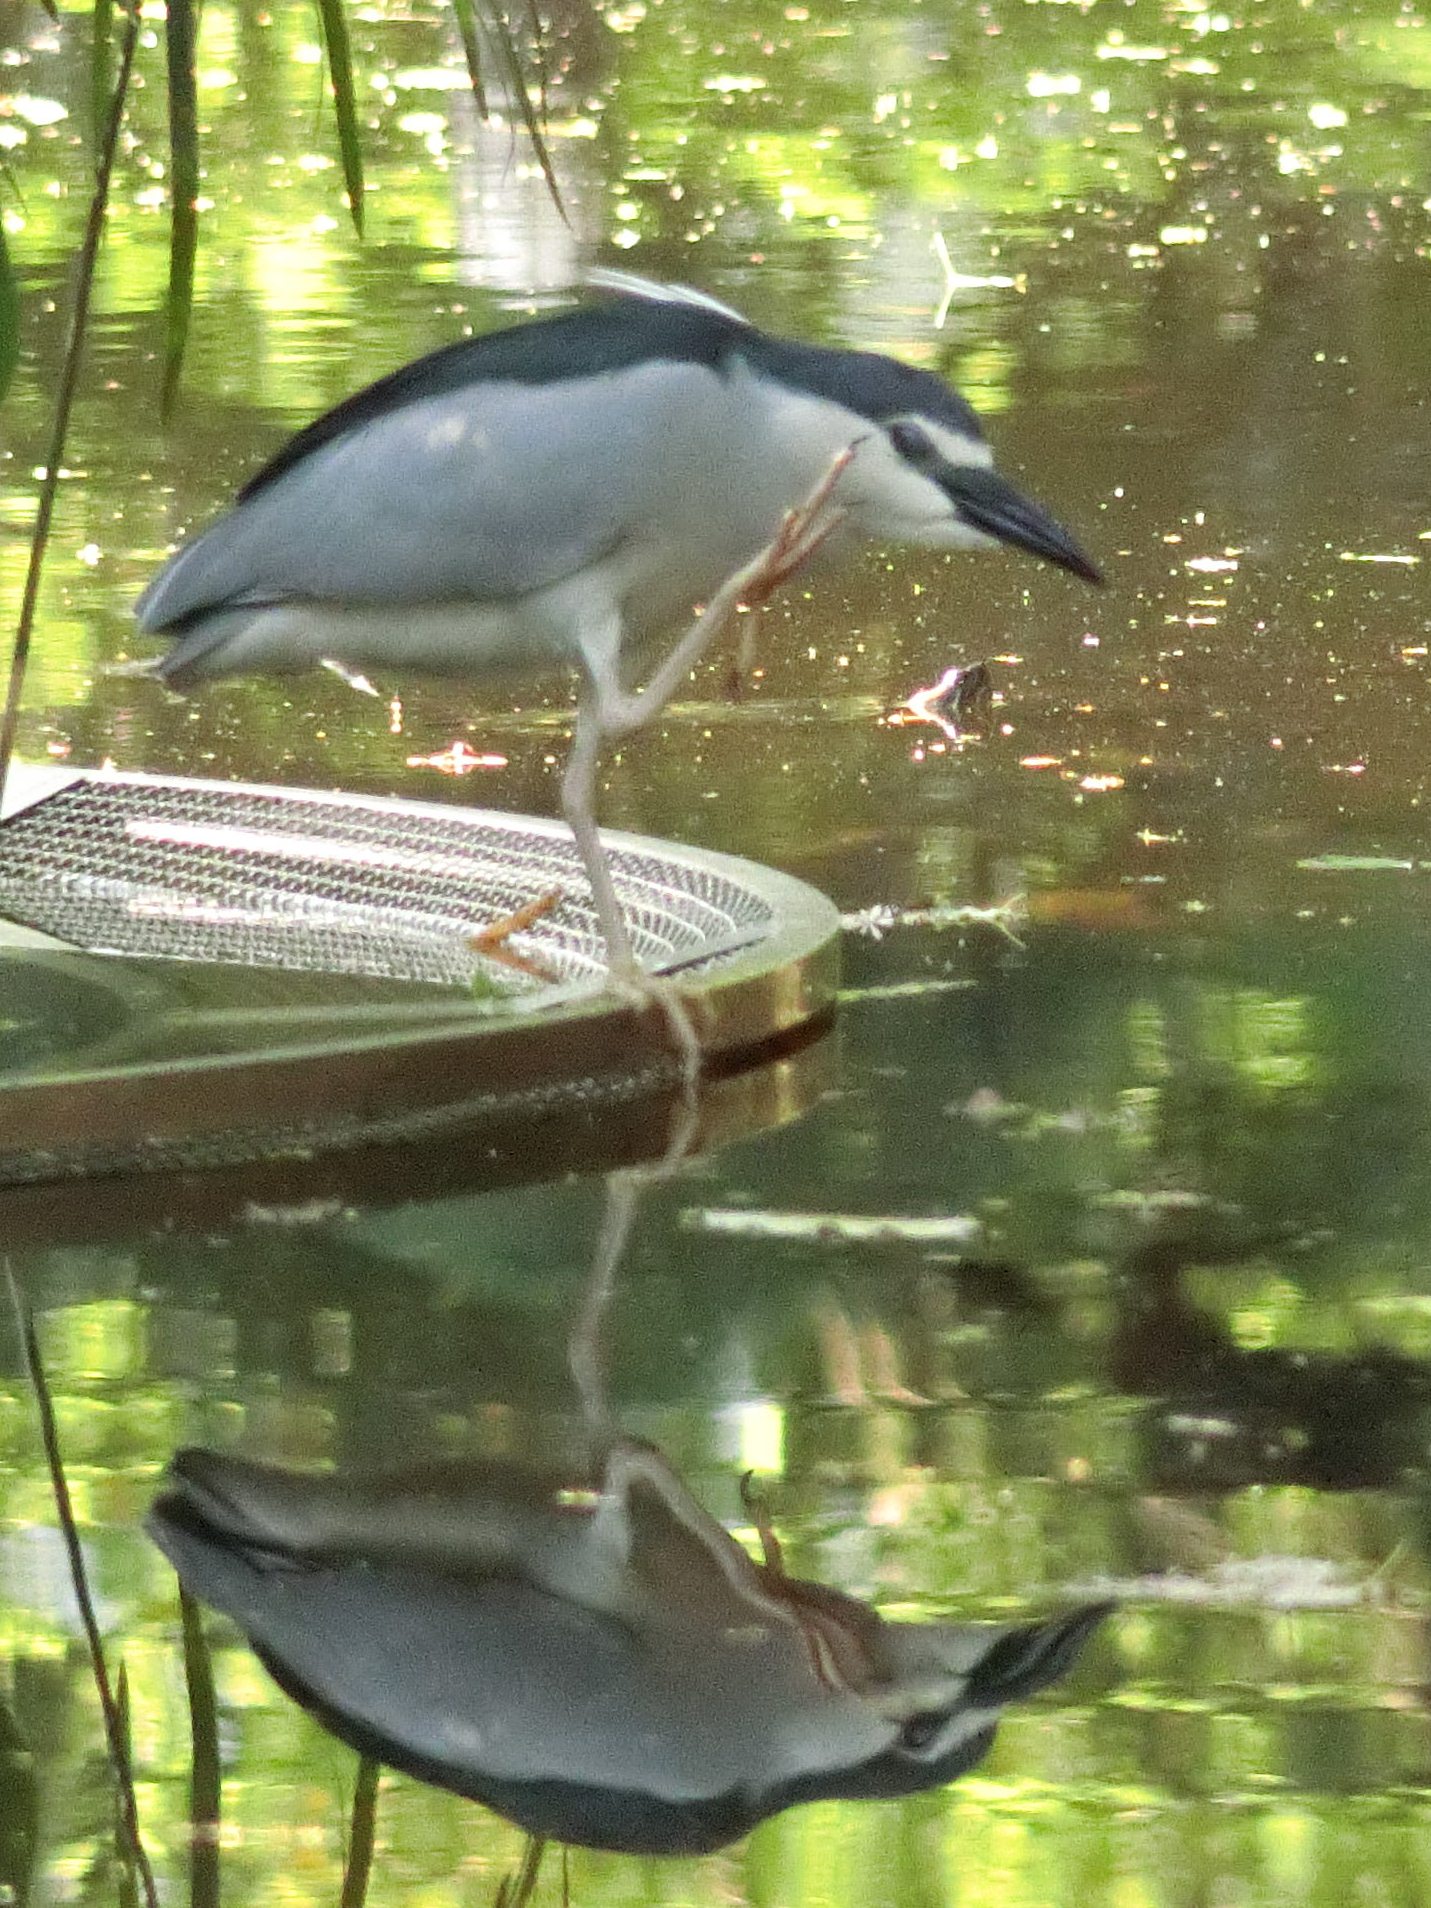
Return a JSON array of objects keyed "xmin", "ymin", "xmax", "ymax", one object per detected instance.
[
  {"xmin": 0, "ymin": 775, "xmax": 775, "ymax": 991},
  {"xmin": 0, "ymin": 773, "xmax": 840, "ymax": 1189}
]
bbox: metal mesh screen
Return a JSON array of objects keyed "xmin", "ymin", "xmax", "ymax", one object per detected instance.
[{"xmin": 0, "ymin": 778, "xmax": 775, "ymax": 991}]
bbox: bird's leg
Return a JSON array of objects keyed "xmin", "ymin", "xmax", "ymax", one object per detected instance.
[
  {"xmin": 726, "ymin": 609, "xmax": 761, "ymax": 703},
  {"xmin": 564, "ymin": 680, "xmax": 704, "ymax": 1089},
  {"xmin": 494, "ymin": 1837, "xmax": 547, "ymax": 1908},
  {"xmin": 722, "ymin": 450, "xmax": 855, "ymax": 700},
  {"xmin": 562, "ymin": 450, "xmax": 855, "ymax": 1085},
  {"xmin": 737, "ymin": 442, "xmax": 857, "ymax": 611},
  {"xmin": 561, "ymin": 684, "xmax": 638, "ymax": 975},
  {"xmin": 568, "ymin": 1169, "xmax": 640, "ymax": 1443}
]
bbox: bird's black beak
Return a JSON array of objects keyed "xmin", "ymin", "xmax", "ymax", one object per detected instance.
[{"xmin": 942, "ymin": 466, "xmax": 1103, "ymax": 585}]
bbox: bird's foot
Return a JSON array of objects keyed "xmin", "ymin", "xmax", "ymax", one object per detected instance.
[
  {"xmin": 739, "ymin": 443, "xmax": 855, "ymax": 612},
  {"xmin": 601, "ymin": 959, "xmax": 705, "ymax": 1172},
  {"xmin": 604, "ymin": 958, "xmax": 704, "ymax": 1089}
]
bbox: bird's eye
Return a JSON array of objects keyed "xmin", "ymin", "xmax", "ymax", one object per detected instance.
[
  {"xmin": 898, "ymin": 1711, "xmax": 946, "ymax": 1754},
  {"xmin": 888, "ymin": 420, "xmax": 938, "ymax": 467}
]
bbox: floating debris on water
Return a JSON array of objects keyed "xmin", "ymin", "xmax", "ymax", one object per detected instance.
[
  {"xmin": 841, "ymin": 896, "xmax": 1027, "ymax": 946},
  {"xmin": 839, "ymin": 976, "xmax": 977, "ymax": 1003},
  {"xmin": 1296, "ymin": 855, "xmax": 1414, "ymax": 873},
  {"xmin": 892, "ymin": 659, "xmax": 996, "ymax": 743},
  {"xmin": 320, "ymin": 658, "xmax": 380, "ymax": 697},
  {"xmin": 679, "ymin": 1209, "xmax": 984, "ymax": 1247},
  {"xmin": 1068, "ymin": 1555, "xmax": 1415, "ymax": 1611}
]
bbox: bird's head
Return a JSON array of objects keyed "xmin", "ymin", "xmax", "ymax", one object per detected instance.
[
  {"xmin": 749, "ymin": 334, "xmax": 1102, "ymax": 583},
  {"xmin": 830, "ymin": 1601, "xmax": 1114, "ymax": 1788},
  {"xmin": 842, "ymin": 409, "xmax": 1102, "ymax": 583}
]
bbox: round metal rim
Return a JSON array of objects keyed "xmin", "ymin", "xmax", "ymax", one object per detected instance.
[
  {"xmin": 0, "ymin": 1033, "xmax": 838, "ymax": 1233},
  {"xmin": 0, "ymin": 770, "xmax": 842, "ymax": 1184}
]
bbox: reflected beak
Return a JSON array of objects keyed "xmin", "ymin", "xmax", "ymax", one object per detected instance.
[{"xmin": 942, "ymin": 466, "xmax": 1103, "ymax": 584}]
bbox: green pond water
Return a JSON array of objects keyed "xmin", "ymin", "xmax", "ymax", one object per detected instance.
[{"xmin": 3, "ymin": 0, "xmax": 1431, "ymax": 1899}]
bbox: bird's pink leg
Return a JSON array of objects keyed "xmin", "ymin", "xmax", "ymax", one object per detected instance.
[{"xmin": 564, "ymin": 448, "xmax": 856, "ymax": 1086}]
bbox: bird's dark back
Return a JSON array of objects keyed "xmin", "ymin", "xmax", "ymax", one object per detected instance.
[
  {"xmin": 237, "ymin": 295, "xmax": 985, "ymax": 505},
  {"xmin": 238, "ymin": 299, "xmax": 748, "ymax": 502}
]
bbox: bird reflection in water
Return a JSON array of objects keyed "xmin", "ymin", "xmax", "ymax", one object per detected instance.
[
  {"xmin": 148, "ymin": 1434, "xmax": 1108, "ymax": 1854},
  {"xmin": 148, "ymin": 1172, "xmax": 1110, "ymax": 1858}
]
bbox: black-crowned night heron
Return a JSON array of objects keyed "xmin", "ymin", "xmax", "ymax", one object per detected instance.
[
  {"xmin": 148, "ymin": 1437, "xmax": 1111, "ymax": 1854},
  {"xmin": 135, "ymin": 275, "xmax": 1101, "ymax": 983}
]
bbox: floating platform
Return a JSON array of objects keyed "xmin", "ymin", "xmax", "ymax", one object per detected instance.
[{"xmin": 0, "ymin": 770, "xmax": 840, "ymax": 1190}]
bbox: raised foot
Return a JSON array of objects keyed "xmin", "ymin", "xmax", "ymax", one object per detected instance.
[
  {"xmin": 738, "ymin": 442, "xmax": 855, "ymax": 611},
  {"xmin": 739, "ymin": 1470, "xmax": 788, "ymax": 1576}
]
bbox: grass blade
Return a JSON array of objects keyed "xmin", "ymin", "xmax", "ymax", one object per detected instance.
[
  {"xmin": 339, "ymin": 1757, "xmax": 379, "ymax": 1908},
  {"xmin": 313, "ymin": 0, "xmax": 364, "ymax": 236},
  {"xmin": 162, "ymin": 0, "xmax": 199, "ymax": 418},
  {"xmin": 490, "ymin": 2, "xmax": 565, "ymax": 223},
  {"xmin": 449, "ymin": 0, "xmax": 488, "ymax": 120},
  {"xmin": 2, "ymin": 1262, "xmax": 159, "ymax": 1908},
  {"xmin": 0, "ymin": 221, "xmax": 17, "ymax": 406},
  {"xmin": 522, "ymin": 0, "xmax": 548, "ymax": 126},
  {"xmin": 113, "ymin": 1667, "xmax": 140, "ymax": 1908},
  {"xmin": 91, "ymin": 0, "xmax": 114, "ymax": 147},
  {"xmin": 0, "ymin": 0, "xmax": 141, "ymax": 806},
  {"xmin": 0, "ymin": 1693, "xmax": 37, "ymax": 1908},
  {"xmin": 179, "ymin": 1587, "xmax": 221, "ymax": 1908},
  {"xmin": 494, "ymin": 1835, "xmax": 546, "ymax": 1908}
]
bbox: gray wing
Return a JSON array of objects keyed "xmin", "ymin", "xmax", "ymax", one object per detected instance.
[
  {"xmin": 136, "ymin": 357, "xmax": 729, "ymax": 632},
  {"xmin": 144, "ymin": 1506, "xmax": 888, "ymax": 1811}
]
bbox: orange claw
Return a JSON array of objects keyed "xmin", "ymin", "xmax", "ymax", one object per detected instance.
[{"xmin": 468, "ymin": 888, "xmax": 564, "ymax": 981}]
